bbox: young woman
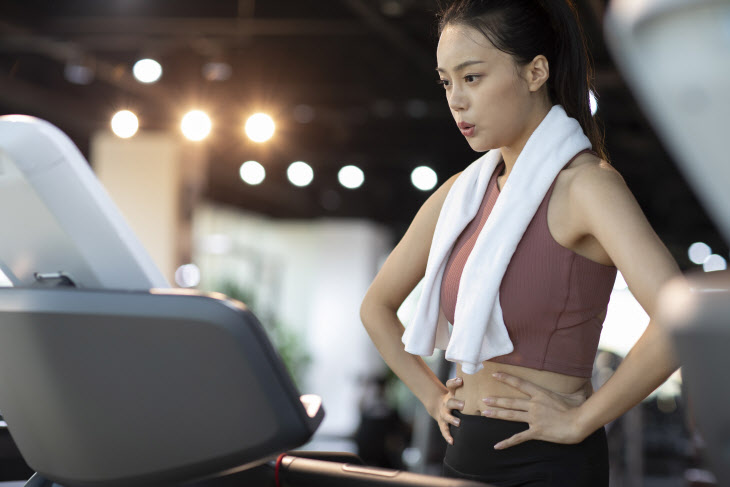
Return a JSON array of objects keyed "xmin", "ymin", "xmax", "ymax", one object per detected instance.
[{"xmin": 359, "ymin": 1, "xmax": 682, "ymax": 485}]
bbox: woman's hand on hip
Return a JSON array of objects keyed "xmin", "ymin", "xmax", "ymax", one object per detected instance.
[
  {"xmin": 429, "ymin": 376, "xmax": 464, "ymax": 445},
  {"xmin": 481, "ymin": 373, "xmax": 590, "ymax": 449}
]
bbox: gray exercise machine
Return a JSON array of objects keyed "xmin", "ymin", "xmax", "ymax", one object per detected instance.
[
  {"xmin": 606, "ymin": 0, "xmax": 730, "ymax": 484},
  {"xmin": 0, "ymin": 115, "xmax": 488, "ymax": 487}
]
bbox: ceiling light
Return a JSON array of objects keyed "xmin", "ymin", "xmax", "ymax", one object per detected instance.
[
  {"xmin": 688, "ymin": 241, "xmax": 711, "ymax": 264},
  {"xmin": 287, "ymin": 161, "xmax": 314, "ymax": 187},
  {"xmin": 245, "ymin": 113, "xmax": 275, "ymax": 143},
  {"xmin": 338, "ymin": 165, "xmax": 364, "ymax": 189},
  {"xmin": 133, "ymin": 58, "xmax": 162, "ymax": 84},
  {"xmin": 111, "ymin": 110, "xmax": 139, "ymax": 138},
  {"xmin": 240, "ymin": 160, "xmax": 266, "ymax": 185},
  {"xmin": 703, "ymin": 254, "xmax": 727, "ymax": 272},
  {"xmin": 181, "ymin": 110, "xmax": 212, "ymax": 141},
  {"xmin": 175, "ymin": 263, "xmax": 201, "ymax": 288},
  {"xmin": 411, "ymin": 166, "xmax": 438, "ymax": 191}
]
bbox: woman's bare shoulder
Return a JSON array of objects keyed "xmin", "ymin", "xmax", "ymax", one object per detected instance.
[
  {"xmin": 556, "ymin": 152, "xmax": 623, "ymax": 204},
  {"xmin": 564, "ymin": 154, "xmax": 680, "ymax": 314},
  {"xmin": 553, "ymin": 152, "xmax": 620, "ymax": 208},
  {"xmin": 564, "ymin": 152, "xmax": 620, "ymax": 181}
]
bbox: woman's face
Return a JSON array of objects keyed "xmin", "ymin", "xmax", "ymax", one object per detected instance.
[{"xmin": 436, "ymin": 23, "xmax": 536, "ymax": 152}]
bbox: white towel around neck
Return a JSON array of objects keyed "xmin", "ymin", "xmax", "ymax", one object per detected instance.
[{"xmin": 401, "ymin": 104, "xmax": 591, "ymax": 374}]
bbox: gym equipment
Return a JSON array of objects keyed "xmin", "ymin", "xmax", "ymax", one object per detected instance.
[
  {"xmin": 605, "ymin": 0, "xmax": 730, "ymax": 243},
  {"xmin": 0, "ymin": 115, "xmax": 489, "ymax": 486},
  {"xmin": 0, "ymin": 115, "xmax": 168, "ymax": 290},
  {"xmin": 606, "ymin": 0, "xmax": 730, "ymax": 484}
]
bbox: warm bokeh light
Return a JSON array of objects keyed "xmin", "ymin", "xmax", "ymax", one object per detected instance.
[
  {"xmin": 239, "ymin": 160, "xmax": 266, "ymax": 185},
  {"xmin": 133, "ymin": 58, "xmax": 162, "ymax": 84},
  {"xmin": 688, "ymin": 241, "xmax": 712, "ymax": 265},
  {"xmin": 181, "ymin": 110, "xmax": 212, "ymax": 141},
  {"xmin": 411, "ymin": 166, "xmax": 438, "ymax": 191},
  {"xmin": 111, "ymin": 110, "xmax": 139, "ymax": 138},
  {"xmin": 287, "ymin": 161, "xmax": 314, "ymax": 187},
  {"xmin": 245, "ymin": 113, "xmax": 276, "ymax": 143},
  {"xmin": 338, "ymin": 165, "xmax": 364, "ymax": 189},
  {"xmin": 175, "ymin": 263, "xmax": 201, "ymax": 288}
]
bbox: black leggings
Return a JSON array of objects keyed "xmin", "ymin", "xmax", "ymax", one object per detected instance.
[{"xmin": 443, "ymin": 410, "xmax": 608, "ymax": 487}]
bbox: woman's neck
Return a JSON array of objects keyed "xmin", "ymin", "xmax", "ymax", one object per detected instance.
[{"xmin": 498, "ymin": 102, "xmax": 553, "ymax": 181}]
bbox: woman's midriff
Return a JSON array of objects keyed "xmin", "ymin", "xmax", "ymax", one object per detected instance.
[{"xmin": 453, "ymin": 360, "xmax": 591, "ymax": 416}]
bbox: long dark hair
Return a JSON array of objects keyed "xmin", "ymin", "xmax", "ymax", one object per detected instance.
[{"xmin": 437, "ymin": 0, "xmax": 608, "ymax": 162}]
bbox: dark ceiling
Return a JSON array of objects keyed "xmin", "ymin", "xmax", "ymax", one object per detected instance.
[{"xmin": 0, "ymin": 0, "xmax": 726, "ymax": 269}]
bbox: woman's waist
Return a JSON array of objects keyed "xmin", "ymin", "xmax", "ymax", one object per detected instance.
[{"xmin": 453, "ymin": 361, "xmax": 590, "ymax": 416}]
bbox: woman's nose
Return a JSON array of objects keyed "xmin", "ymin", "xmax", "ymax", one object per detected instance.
[{"xmin": 448, "ymin": 87, "xmax": 467, "ymax": 112}]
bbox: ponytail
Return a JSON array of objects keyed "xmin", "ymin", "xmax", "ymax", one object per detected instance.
[{"xmin": 537, "ymin": 0, "xmax": 608, "ymax": 162}]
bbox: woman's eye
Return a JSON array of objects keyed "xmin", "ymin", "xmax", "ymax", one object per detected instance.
[
  {"xmin": 436, "ymin": 79, "xmax": 450, "ymax": 88},
  {"xmin": 464, "ymin": 75, "xmax": 480, "ymax": 83}
]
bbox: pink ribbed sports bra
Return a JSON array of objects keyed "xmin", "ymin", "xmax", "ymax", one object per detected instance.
[{"xmin": 440, "ymin": 150, "xmax": 617, "ymax": 377}]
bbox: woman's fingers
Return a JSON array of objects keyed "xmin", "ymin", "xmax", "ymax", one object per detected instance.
[
  {"xmin": 439, "ymin": 419, "xmax": 454, "ymax": 445},
  {"xmin": 446, "ymin": 397, "xmax": 464, "ymax": 411},
  {"xmin": 445, "ymin": 376, "xmax": 463, "ymax": 392},
  {"xmin": 493, "ymin": 429, "xmax": 534, "ymax": 450},
  {"xmin": 441, "ymin": 407, "xmax": 461, "ymax": 427},
  {"xmin": 482, "ymin": 396, "xmax": 530, "ymax": 411},
  {"xmin": 481, "ymin": 407, "xmax": 529, "ymax": 422},
  {"xmin": 492, "ymin": 372, "xmax": 544, "ymax": 398},
  {"xmin": 438, "ymin": 377, "xmax": 464, "ymax": 445}
]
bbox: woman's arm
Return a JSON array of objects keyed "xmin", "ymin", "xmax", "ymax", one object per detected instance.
[
  {"xmin": 360, "ymin": 172, "xmax": 464, "ymax": 443},
  {"xmin": 569, "ymin": 163, "xmax": 682, "ymax": 438},
  {"xmin": 480, "ymin": 161, "xmax": 683, "ymax": 449}
]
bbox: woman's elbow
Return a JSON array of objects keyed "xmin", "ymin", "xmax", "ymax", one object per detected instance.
[
  {"xmin": 360, "ymin": 291, "xmax": 377, "ymax": 327},
  {"xmin": 360, "ymin": 289, "xmax": 393, "ymax": 329}
]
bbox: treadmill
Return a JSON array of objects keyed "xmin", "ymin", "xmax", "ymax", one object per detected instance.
[
  {"xmin": 0, "ymin": 115, "xmax": 487, "ymax": 487},
  {"xmin": 2, "ymin": 0, "xmax": 728, "ymax": 483}
]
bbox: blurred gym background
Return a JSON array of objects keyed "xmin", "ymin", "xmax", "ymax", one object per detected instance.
[{"xmin": 0, "ymin": 1, "xmax": 726, "ymax": 486}]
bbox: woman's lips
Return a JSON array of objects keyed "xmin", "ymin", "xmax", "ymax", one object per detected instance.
[{"xmin": 460, "ymin": 125, "xmax": 475, "ymax": 137}]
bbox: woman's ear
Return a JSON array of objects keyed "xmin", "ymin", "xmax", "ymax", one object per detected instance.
[{"xmin": 524, "ymin": 55, "xmax": 550, "ymax": 92}]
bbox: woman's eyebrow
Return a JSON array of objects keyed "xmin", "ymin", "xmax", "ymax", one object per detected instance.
[{"xmin": 435, "ymin": 60, "xmax": 485, "ymax": 74}]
